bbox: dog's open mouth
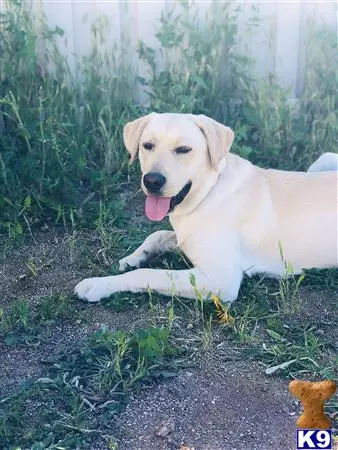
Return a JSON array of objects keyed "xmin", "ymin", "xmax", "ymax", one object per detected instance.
[{"xmin": 145, "ymin": 181, "xmax": 192, "ymax": 222}]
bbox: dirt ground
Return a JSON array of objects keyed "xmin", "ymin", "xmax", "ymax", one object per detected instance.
[
  {"xmin": 0, "ymin": 220, "xmax": 337, "ymax": 449},
  {"xmin": 114, "ymin": 360, "xmax": 298, "ymax": 450}
]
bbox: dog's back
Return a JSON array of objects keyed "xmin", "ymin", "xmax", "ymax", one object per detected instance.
[{"xmin": 307, "ymin": 152, "xmax": 338, "ymax": 172}]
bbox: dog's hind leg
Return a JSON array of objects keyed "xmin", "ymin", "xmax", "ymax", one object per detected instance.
[
  {"xmin": 307, "ymin": 152, "xmax": 338, "ymax": 172},
  {"xmin": 119, "ymin": 230, "xmax": 177, "ymax": 272}
]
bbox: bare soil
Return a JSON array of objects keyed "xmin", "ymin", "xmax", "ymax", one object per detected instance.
[{"xmin": 114, "ymin": 359, "xmax": 298, "ymax": 450}]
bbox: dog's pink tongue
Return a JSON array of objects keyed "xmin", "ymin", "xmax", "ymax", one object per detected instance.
[{"xmin": 145, "ymin": 196, "xmax": 171, "ymax": 221}]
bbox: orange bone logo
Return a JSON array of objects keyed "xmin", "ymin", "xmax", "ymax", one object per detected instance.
[{"xmin": 289, "ymin": 379, "xmax": 336, "ymax": 430}]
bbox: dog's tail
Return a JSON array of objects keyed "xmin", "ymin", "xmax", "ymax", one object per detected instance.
[{"xmin": 307, "ymin": 152, "xmax": 338, "ymax": 172}]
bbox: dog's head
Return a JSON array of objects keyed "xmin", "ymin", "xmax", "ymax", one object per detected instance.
[{"xmin": 123, "ymin": 113, "xmax": 234, "ymax": 221}]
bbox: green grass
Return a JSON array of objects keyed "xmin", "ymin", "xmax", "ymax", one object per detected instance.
[
  {"xmin": 0, "ymin": 0, "xmax": 337, "ymax": 447},
  {"xmin": 0, "ymin": 0, "xmax": 140, "ymax": 236},
  {"xmin": 1, "ymin": 0, "xmax": 337, "ymax": 234},
  {"xmin": 0, "ymin": 295, "xmax": 77, "ymax": 345},
  {"xmin": 0, "ymin": 256, "xmax": 336, "ymax": 447},
  {"xmin": 235, "ymin": 272, "xmax": 337, "ymax": 378},
  {"xmin": 0, "ymin": 317, "xmax": 179, "ymax": 448},
  {"xmin": 0, "ymin": 203, "xmax": 336, "ymax": 448}
]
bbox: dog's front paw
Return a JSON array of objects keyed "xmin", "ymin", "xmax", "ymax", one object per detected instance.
[
  {"xmin": 119, "ymin": 254, "xmax": 141, "ymax": 272},
  {"xmin": 74, "ymin": 277, "xmax": 115, "ymax": 302}
]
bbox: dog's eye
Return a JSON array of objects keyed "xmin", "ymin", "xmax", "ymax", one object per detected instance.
[
  {"xmin": 175, "ymin": 146, "xmax": 192, "ymax": 154},
  {"xmin": 143, "ymin": 142, "xmax": 153, "ymax": 150}
]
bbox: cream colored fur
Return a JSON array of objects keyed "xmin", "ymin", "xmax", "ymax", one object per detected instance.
[{"xmin": 75, "ymin": 113, "xmax": 338, "ymax": 303}]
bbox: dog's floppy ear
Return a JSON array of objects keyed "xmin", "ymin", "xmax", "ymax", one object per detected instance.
[
  {"xmin": 123, "ymin": 113, "xmax": 155, "ymax": 164},
  {"xmin": 191, "ymin": 115, "xmax": 234, "ymax": 169}
]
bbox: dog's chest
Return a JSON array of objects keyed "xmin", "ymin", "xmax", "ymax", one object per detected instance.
[
  {"xmin": 169, "ymin": 212, "xmax": 227, "ymax": 266},
  {"xmin": 170, "ymin": 211, "xmax": 210, "ymax": 246}
]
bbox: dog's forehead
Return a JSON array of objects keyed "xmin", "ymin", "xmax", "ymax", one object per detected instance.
[{"xmin": 142, "ymin": 114, "xmax": 203, "ymax": 145}]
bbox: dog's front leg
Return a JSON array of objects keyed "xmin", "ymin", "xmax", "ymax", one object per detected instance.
[
  {"xmin": 75, "ymin": 267, "xmax": 214, "ymax": 303},
  {"xmin": 118, "ymin": 230, "xmax": 177, "ymax": 272}
]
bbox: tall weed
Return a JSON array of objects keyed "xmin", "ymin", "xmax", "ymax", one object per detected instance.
[{"xmin": 0, "ymin": 1, "xmax": 136, "ymax": 233}]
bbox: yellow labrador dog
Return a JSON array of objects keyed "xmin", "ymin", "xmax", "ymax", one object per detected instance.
[{"xmin": 75, "ymin": 113, "xmax": 338, "ymax": 303}]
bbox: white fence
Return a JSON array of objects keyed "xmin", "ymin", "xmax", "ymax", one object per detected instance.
[{"xmin": 31, "ymin": 0, "xmax": 337, "ymax": 99}]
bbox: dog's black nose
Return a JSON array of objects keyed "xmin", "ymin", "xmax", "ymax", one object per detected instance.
[{"xmin": 143, "ymin": 172, "xmax": 166, "ymax": 193}]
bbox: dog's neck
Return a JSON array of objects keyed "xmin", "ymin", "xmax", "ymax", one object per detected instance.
[
  {"xmin": 169, "ymin": 154, "xmax": 254, "ymax": 221},
  {"xmin": 169, "ymin": 170, "xmax": 219, "ymax": 219}
]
